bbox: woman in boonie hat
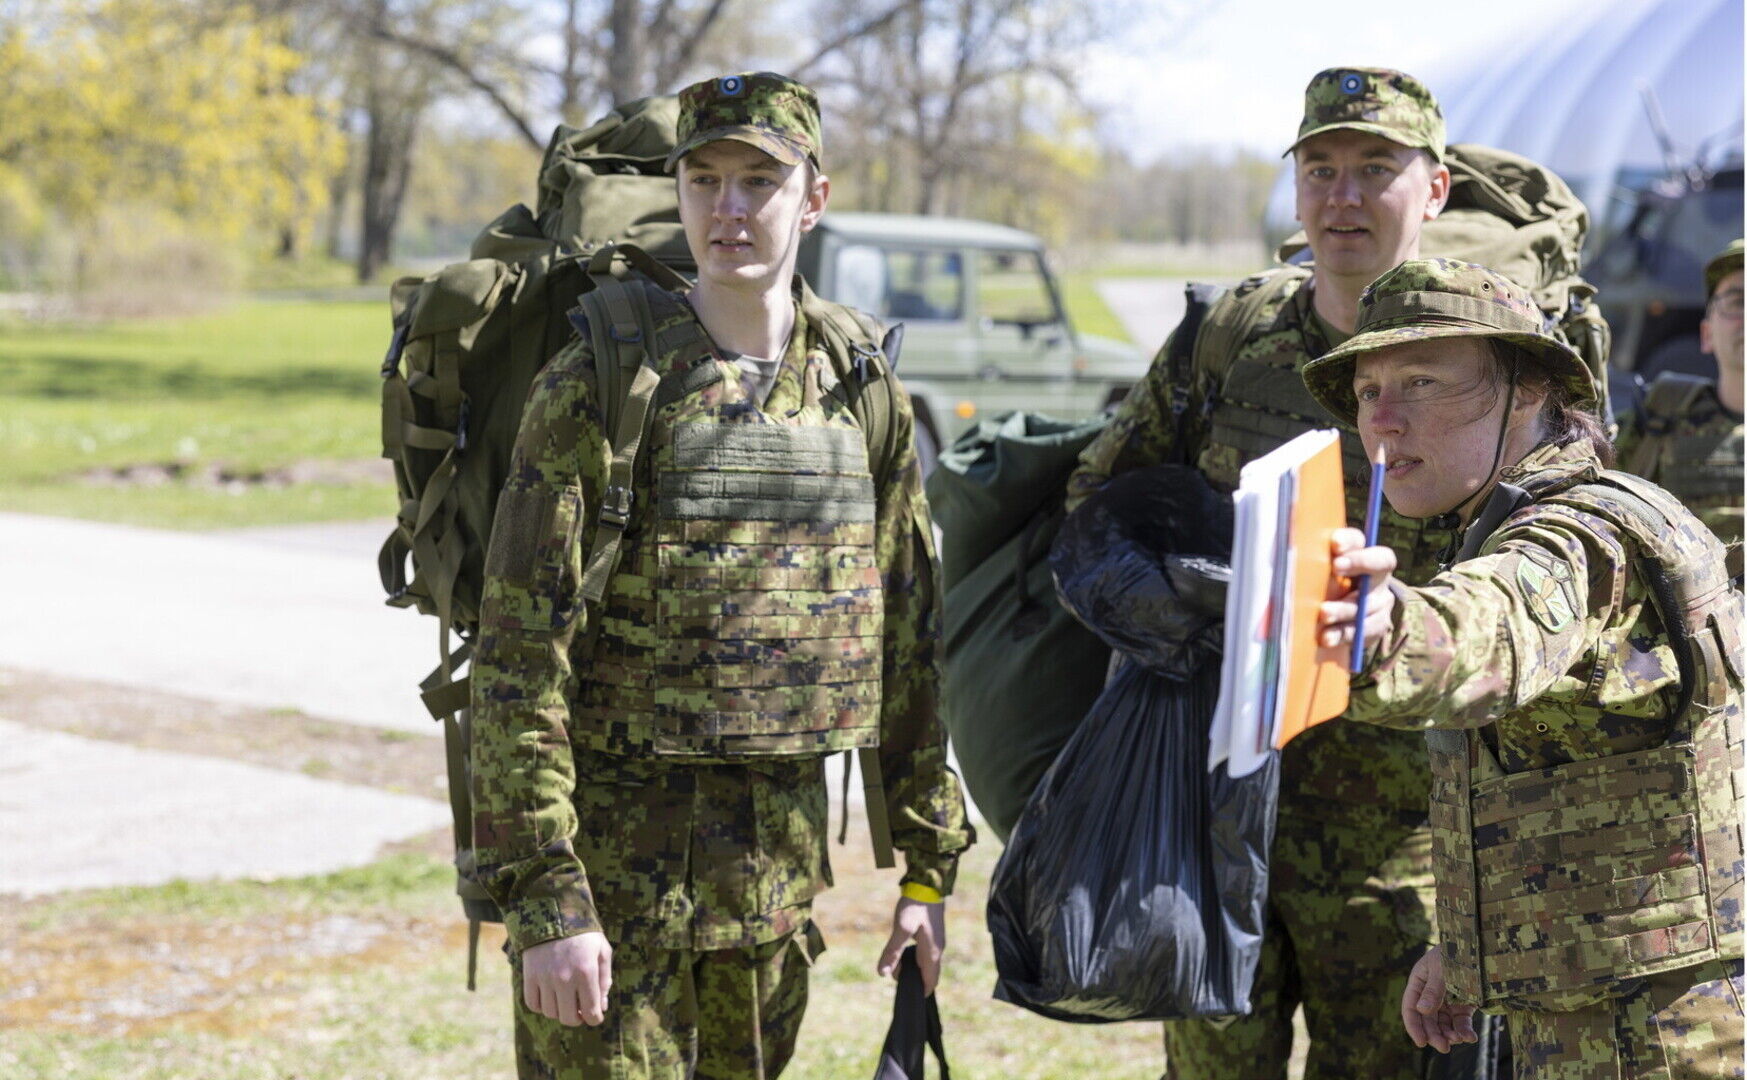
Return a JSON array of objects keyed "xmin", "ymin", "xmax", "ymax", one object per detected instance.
[{"xmin": 1313, "ymin": 258, "xmax": 1744, "ymax": 1079}]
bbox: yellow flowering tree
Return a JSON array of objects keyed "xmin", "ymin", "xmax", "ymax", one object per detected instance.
[{"xmin": 1, "ymin": 0, "xmax": 343, "ymax": 285}]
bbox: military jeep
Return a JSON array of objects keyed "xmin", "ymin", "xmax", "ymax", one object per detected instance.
[{"xmin": 797, "ymin": 212, "xmax": 1144, "ymax": 472}]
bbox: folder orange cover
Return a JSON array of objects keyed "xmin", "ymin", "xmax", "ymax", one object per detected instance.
[{"xmin": 1273, "ymin": 434, "xmax": 1349, "ymax": 748}]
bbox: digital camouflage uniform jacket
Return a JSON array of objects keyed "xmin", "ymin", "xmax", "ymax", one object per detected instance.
[
  {"xmin": 1349, "ymin": 440, "xmax": 1707, "ymax": 763},
  {"xmin": 1068, "ymin": 270, "xmax": 1450, "ymax": 813},
  {"xmin": 470, "ymin": 291, "xmax": 973, "ymax": 955},
  {"xmin": 1349, "ymin": 440, "xmax": 1744, "ymax": 1005},
  {"xmin": 1614, "ymin": 373, "xmax": 1744, "ymax": 555}
]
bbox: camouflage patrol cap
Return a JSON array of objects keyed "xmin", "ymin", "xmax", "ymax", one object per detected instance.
[
  {"xmin": 1705, "ymin": 238, "xmax": 1743, "ymax": 297},
  {"xmin": 1286, "ymin": 67, "xmax": 1445, "ymax": 164},
  {"xmin": 664, "ymin": 71, "xmax": 822, "ymax": 173},
  {"xmin": 1302, "ymin": 258, "xmax": 1596, "ymax": 425}
]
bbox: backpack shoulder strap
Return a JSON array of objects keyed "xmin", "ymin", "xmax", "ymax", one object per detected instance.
[
  {"xmin": 1192, "ymin": 267, "xmax": 1308, "ymax": 384},
  {"xmin": 574, "ymin": 277, "xmax": 665, "ymax": 607},
  {"xmin": 1165, "ymin": 282, "xmax": 1226, "ymax": 461},
  {"xmin": 799, "ymin": 282, "xmax": 903, "ymax": 490},
  {"xmin": 1642, "ymin": 372, "xmax": 1712, "ymax": 424}
]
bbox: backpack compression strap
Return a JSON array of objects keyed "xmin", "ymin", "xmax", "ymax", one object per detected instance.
[{"xmin": 577, "ymin": 279, "xmax": 664, "ymax": 607}]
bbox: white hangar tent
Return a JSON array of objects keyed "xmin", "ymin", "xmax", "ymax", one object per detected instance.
[{"xmin": 1264, "ymin": 0, "xmax": 1743, "ymax": 250}]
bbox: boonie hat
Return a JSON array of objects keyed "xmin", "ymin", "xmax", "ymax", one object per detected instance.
[
  {"xmin": 1301, "ymin": 258, "xmax": 1596, "ymax": 425},
  {"xmin": 1286, "ymin": 67, "xmax": 1445, "ymax": 164},
  {"xmin": 665, "ymin": 71, "xmax": 822, "ymax": 173}
]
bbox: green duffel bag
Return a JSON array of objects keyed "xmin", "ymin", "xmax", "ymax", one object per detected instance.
[{"xmin": 927, "ymin": 411, "xmax": 1113, "ymax": 841}]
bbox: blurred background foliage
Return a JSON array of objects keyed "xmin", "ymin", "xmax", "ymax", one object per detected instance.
[{"xmin": 0, "ymin": 0, "xmax": 1271, "ymax": 310}]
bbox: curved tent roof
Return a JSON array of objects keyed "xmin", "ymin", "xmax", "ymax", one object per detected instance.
[{"xmin": 1264, "ymin": 0, "xmax": 1743, "ymax": 247}]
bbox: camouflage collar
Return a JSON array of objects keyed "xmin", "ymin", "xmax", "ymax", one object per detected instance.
[{"xmin": 1499, "ymin": 439, "xmax": 1603, "ymax": 491}]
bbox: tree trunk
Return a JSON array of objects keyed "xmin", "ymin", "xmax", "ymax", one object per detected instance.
[
  {"xmin": 357, "ymin": 79, "xmax": 421, "ymax": 284},
  {"xmin": 607, "ymin": 0, "xmax": 646, "ymax": 105}
]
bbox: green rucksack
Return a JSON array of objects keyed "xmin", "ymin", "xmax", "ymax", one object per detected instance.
[
  {"xmin": 1271, "ymin": 142, "xmax": 1612, "ymax": 411},
  {"xmin": 927, "ymin": 412, "xmax": 1113, "ymax": 840},
  {"xmin": 378, "ymin": 98, "xmax": 903, "ymax": 987}
]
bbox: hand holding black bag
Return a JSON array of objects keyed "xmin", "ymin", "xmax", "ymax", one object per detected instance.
[{"xmin": 987, "ymin": 465, "xmax": 1279, "ymax": 1022}]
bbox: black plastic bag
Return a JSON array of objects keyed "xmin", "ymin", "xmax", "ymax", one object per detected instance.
[
  {"xmin": 1049, "ymin": 465, "xmax": 1233, "ymax": 679},
  {"xmin": 987, "ymin": 463, "xmax": 1278, "ymax": 1022},
  {"xmin": 987, "ymin": 662, "xmax": 1277, "ymax": 1022}
]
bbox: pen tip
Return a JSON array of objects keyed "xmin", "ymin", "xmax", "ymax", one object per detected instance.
[{"xmin": 1373, "ymin": 442, "xmax": 1388, "ymax": 467}]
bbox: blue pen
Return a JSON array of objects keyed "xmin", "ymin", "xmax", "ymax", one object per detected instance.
[{"xmin": 1350, "ymin": 442, "xmax": 1387, "ymax": 673}]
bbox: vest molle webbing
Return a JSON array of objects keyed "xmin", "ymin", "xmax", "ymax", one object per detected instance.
[
  {"xmin": 1431, "ymin": 471, "xmax": 1745, "ymax": 1009},
  {"xmin": 572, "ymin": 294, "xmax": 885, "ymax": 760}
]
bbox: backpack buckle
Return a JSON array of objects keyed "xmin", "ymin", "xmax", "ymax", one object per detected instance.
[
  {"xmin": 600, "ymin": 485, "xmax": 634, "ymax": 529},
  {"xmin": 852, "ymin": 342, "xmax": 880, "ymax": 383}
]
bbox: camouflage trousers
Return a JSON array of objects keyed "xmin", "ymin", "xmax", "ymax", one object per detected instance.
[
  {"xmin": 1163, "ymin": 803, "xmax": 1435, "ymax": 1080},
  {"xmin": 1504, "ymin": 958, "xmax": 1744, "ymax": 1079},
  {"xmin": 510, "ymin": 923, "xmax": 826, "ymax": 1080}
]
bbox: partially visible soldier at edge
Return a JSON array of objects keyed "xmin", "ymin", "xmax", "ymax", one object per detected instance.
[
  {"xmin": 467, "ymin": 71, "xmax": 973, "ymax": 1079},
  {"xmin": 1615, "ymin": 238, "xmax": 1744, "ymax": 575},
  {"xmin": 1067, "ymin": 68, "xmax": 1462, "ymax": 1079}
]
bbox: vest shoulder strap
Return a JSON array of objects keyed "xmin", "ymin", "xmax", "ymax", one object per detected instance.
[
  {"xmin": 1538, "ymin": 470, "xmax": 1738, "ymax": 724},
  {"xmin": 1191, "ymin": 266, "xmax": 1310, "ymax": 384}
]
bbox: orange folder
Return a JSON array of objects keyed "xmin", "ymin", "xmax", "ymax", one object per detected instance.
[{"xmin": 1273, "ymin": 434, "xmax": 1349, "ymax": 748}]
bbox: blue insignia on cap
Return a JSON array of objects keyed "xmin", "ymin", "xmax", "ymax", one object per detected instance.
[
  {"xmin": 1340, "ymin": 72, "xmax": 1364, "ymax": 95},
  {"xmin": 720, "ymin": 75, "xmax": 745, "ymax": 97}
]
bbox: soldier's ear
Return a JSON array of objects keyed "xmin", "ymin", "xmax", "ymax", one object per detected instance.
[
  {"xmin": 800, "ymin": 169, "xmax": 830, "ymax": 234},
  {"xmin": 1424, "ymin": 159, "xmax": 1452, "ymax": 221}
]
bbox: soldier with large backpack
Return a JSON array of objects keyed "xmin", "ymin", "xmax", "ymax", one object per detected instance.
[
  {"xmin": 1064, "ymin": 67, "xmax": 1608, "ymax": 1080},
  {"xmin": 463, "ymin": 72, "xmax": 972, "ymax": 1079}
]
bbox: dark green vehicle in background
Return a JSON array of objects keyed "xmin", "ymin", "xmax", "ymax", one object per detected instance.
[{"xmin": 797, "ymin": 212, "xmax": 1145, "ymax": 472}]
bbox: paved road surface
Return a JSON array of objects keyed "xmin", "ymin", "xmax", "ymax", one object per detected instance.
[{"xmin": 0, "ymin": 512, "xmax": 952, "ymax": 895}]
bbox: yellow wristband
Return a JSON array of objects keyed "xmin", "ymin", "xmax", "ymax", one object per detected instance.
[{"xmin": 901, "ymin": 882, "xmax": 943, "ymax": 904}]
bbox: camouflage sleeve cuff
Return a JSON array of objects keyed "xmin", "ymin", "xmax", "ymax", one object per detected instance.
[
  {"xmin": 502, "ymin": 895, "xmax": 604, "ymax": 956},
  {"xmin": 899, "ymin": 846, "xmax": 962, "ymax": 899}
]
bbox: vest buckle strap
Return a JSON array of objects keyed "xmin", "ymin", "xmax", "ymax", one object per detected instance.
[{"xmin": 600, "ymin": 485, "xmax": 634, "ymax": 529}]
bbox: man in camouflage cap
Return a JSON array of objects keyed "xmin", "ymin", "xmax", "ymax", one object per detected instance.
[
  {"xmin": 1067, "ymin": 67, "xmax": 1459, "ymax": 1080},
  {"xmin": 1308, "ymin": 257, "xmax": 1745, "ymax": 1079},
  {"xmin": 1615, "ymin": 237, "xmax": 1743, "ymax": 572},
  {"xmin": 470, "ymin": 70, "xmax": 972, "ymax": 1079}
]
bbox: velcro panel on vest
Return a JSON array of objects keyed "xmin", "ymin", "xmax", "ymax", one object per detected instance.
[
  {"xmin": 1462, "ymin": 741, "xmax": 1718, "ymax": 1004},
  {"xmin": 661, "ymin": 426, "xmax": 877, "ymax": 524}
]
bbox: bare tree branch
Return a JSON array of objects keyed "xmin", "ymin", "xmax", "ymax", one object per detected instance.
[
  {"xmin": 789, "ymin": 0, "xmax": 915, "ymax": 81},
  {"xmin": 657, "ymin": 0, "xmax": 732, "ymax": 89},
  {"xmin": 362, "ymin": 17, "xmax": 544, "ymax": 148}
]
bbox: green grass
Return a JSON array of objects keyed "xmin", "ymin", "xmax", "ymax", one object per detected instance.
[
  {"xmin": 0, "ymin": 299, "xmax": 390, "ymax": 528},
  {"xmin": 2, "ymin": 833, "xmax": 1170, "ymax": 1079},
  {"xmin": 1058, "ymin": 273, "xmax": 1132, "ymax": 343}
]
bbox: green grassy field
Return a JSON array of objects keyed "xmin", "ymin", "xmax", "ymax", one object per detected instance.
[
  {"xmin": 0, "ymin": 300, "xmax": 391, "ymax": 528},
  {"xmin": 0, "ymin": 281, "xmax": 1132, "ymax": 529}
]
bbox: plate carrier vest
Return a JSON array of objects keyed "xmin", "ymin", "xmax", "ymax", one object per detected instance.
[{"xmin": 1427, "ymin": 469, "xmax": 1745, "ymax": 1009}]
